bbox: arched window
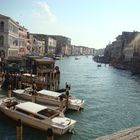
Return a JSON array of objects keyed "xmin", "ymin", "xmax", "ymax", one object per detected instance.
[
  {"xmin": 0, "ymin": 36, "xmax": 4, "ymax": 46},
  {"xmin": 0, "ymin": 21, "xmax": 4, "ymax": 32}
]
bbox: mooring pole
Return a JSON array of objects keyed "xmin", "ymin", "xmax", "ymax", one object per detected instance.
[
  {"xmin": 32, "ymin": 81, "xmax": 37, "ymax": 102},
  {"xmin": 46, "ymin": 128, "xmax": 53, "ymax": 140},
  {"xmin": 66, "ymin": 90, "xmax": 69, "ymax": 110},
  {"xmin": 8, "ymin": 84, "xmax": 12, "ymax": 98},
  {"xmin": 32, "ymin": 92, "xmax": 36, "ymax": 103},
  {"xmin": 16, "ymin": 119, "xmax": 23, "ymax": 140},
  {"xmin": 65, "ymin": 83, "xmax": 70, "ymax": 110},
  {"xmin": 18, "ymin": 77, "xmax": 21, "ymax": 89},
  {"xmin": 59, "ymin": 95, "xmax": 63, "ymax": 112}
]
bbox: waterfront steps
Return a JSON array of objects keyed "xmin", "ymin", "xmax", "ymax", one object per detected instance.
[{"xmin": 95, "ymin": 125, "xmax": 140, "ymax": 140}]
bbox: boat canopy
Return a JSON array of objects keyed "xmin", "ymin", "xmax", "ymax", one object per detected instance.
[
  {"xmin": 37, "ymin": 89, "xmax": 62, "ymax": 97},
  {"xmin": 16, "ymin": 102, "xmax": 47, "ymax": 114}
]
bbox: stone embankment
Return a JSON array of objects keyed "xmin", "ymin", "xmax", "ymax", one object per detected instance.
[{"xmin": 95, "ymin": 125, "xmax": 140, "ymax": 140}]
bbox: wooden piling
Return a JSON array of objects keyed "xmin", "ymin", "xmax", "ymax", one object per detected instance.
[
  {"xmin": 16, "ymin": 119, "xmax": 22, "ymax": 140},
  {"xmin": 46, "ymin": 128, "xmax": 53, "ymax": 140},
  {"xmin": 66, "ymin": 83, "xmax": 70, "ymax": 92},
  {"xmin": 32, "ymin": 92, "xmax": 36, "ymax": 103},
  {"xmin": 8, "ymin": 84, "xmax": 12, "ymax": 98},
  {"xmin": 65, "ymin": 83, "xmax": 70, "ymax": 110},
  {"xmin": 18, "ymin": 78, "xmax": 21, "ymax": 89},
  {"xmin": 66, "ymin": 90, "xmax": 69, "ymax": 110},
  {"xmin": 32, "ymin": 81, "xmax": 37, "ymax": 102},
  {"xmin": 1, "ymin": 72, "xmax": 4, "ymax": 83},
  {"xmin": 59, "ymin": 95, "xmax": 63, "ymax": 112}
]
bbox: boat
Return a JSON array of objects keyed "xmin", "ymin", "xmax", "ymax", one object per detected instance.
[
  {"xmin": 0, "ymin": 97, "xmax": 76, "ymax": 135},
  {"xmin": 13, "ymin": 89, "xmax": 85, "ymax": 111},
  {"xmin": 75, "ymin": 56, "xmax": 80, "ymax": 60},
  {"xmin": 97, "ymin": 64, "xmax": 101, "ymax": 67},
  {"xmin": 54, "ymin": 55, "xmax": 63, "ymax": 60},
  {"xmin": 13, "ymin": 88, "xmax": 67, "ymax": 107}
]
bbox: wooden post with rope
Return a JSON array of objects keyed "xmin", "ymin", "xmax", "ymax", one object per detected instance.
[{"xmin": 16, "ymin": 119, "xmax": 23, "ymax": 140}]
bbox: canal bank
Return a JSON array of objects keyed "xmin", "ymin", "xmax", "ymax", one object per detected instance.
[
  {"xmin": 95, "ymin": 125, "xmax": 140, "ymax": 140},
  {"xmin": 1, "ymin": 56, "xmax": 140, "ymax": 140}
]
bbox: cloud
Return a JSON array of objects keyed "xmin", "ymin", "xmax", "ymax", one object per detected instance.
[
  {"xmin": 36, "ymin": 1, "xmax": 57, "ymax": 23},
  {"xmin": 32, "ymin": 10, "xmax": 42, "ymax": 17}
]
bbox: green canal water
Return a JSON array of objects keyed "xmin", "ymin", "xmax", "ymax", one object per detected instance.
[{"xmin": 0, "ymin": 56, "xmax": 140, "ymax": 140}]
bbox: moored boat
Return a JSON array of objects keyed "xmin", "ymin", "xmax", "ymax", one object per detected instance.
[
  {"xmin": 0, "ymin": 97, "xmax": 76, "ymax": 135},
  {"xmin": 75, "ymin": 56, "xmax": 80, "ymax": 60},
  {"xmin": 13, "ymin": 88, "xmax": 67, "ymax": 107},
  {"xmin": 13, "ymin": 89, "xmax": 85, "ymax": 111},
  {"xmin": 97, "ymin": 64, "xmax": 101, "ymax": 67}
]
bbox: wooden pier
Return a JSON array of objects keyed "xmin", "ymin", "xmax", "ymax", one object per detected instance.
[
  {"xmin": 0, "ymin": 56, "xmax": 60, "ymax": 91},
  {"xmin": 95, "ymin": 125, "xmax": 140, "ymax": 140}
]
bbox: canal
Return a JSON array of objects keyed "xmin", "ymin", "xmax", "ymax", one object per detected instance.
[{"xmin": 0, "ymin": 56, "xmax": 140, "ymax": 140}]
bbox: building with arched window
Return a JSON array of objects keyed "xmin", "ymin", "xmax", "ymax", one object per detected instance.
[{"xmin": 0, "ymin": 14, "xmax": 20, "ymax": 58}]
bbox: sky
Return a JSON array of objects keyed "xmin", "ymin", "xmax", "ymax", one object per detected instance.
[{"xmin": 0, "ymin": 0, "xmax": 140, "ymax": 49}]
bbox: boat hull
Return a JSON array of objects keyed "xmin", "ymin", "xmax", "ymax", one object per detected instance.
[{"xmin": 0, "ymin": 106, "xmax": 75, "ymax": 135}]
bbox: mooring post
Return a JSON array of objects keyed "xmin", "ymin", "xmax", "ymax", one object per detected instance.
[
  {"xmin": 18, "ymin": 77, "xmax": 21, "ymax": 89},
  {"xmin": 32, "ymin": 92, "xmax": 36, "ymax": 103},
  {"xmin": 59, "ymin": 95, "xmax": 63, "ymax": 112},
  {"xmin": 8, "ymin": 84, "xmax": 12, "ymax": 98},
  {"xmin": 16, "ymin": 119, "xmax": 22, "ymax": 140},
  {"xmin": 66, "ymin": 82, "xmax": 69, "ymax": 91},
  {"xmin": 1, "ymin": 72, "xmax": 4, "ymax": 82},
  {"xmin": 65, "ymin": 83, "xmax": 70, "ymax": 110},
  {"xmin": 66, "ymin": 90, "xmax": 69, "ymax": 110},
  {"xmin": 46, "ymin": 128, "xmax": 53, "ymax": 140},
  {"xmin": 32, "ymin": 81, "xmax": 37, "ymax": 102}
]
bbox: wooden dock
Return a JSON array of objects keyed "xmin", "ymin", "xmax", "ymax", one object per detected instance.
[{"xmin": 95, "ymin": 125, "xmax": 140, "ymax": 140}]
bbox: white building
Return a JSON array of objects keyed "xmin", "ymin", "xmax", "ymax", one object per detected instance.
[
  {"xmin": 0, "ymin": 14, "xmax": 19, "ymax": 58},
  {"xmin": 0, "ymin": 14, "xmax": 31, "ymax": 58},
  {"xmin": 46, "ymin": 37, "xmax": 56, "ymax": 56}
]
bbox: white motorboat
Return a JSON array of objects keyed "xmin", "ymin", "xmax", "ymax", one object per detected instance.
[
  {"xmin": 75, "ymin": 56, "xmax": 80, "ymax": 60},
  {"xmin": 0, "ymin": 97, "xmax": 76, "ymax": 135},
  {"xmin": 68, "ymin": 98, "xmax": 85, "ymax": 111},
  {"xmin": 13, "ymin": 88, "xmax": 67, "ymax": 107},
  {"xmin": 13, "ymin": 89, "xmax": 85, "ymax": 111}
]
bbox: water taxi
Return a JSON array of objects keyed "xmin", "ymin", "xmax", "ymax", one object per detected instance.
[
  {"xmin": 13, "ymin": 89, "xmax": 85, "ymax": 111},
  {"xmin": 0, "ymin": 97, "xmax": 76, "ymax": 135}
]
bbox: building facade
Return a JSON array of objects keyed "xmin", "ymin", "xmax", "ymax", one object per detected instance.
[
  {"xmin": 45, "ymin": 36, "xmax": 56, "ymax": 57},
  {"xmin": 50, "ymin": 35, "xmax": 71, "ymax": 56},
  {"xmin": 0, "ymin": 14, "xmax": 33, "ymax": 58},
  {"xmin": 0, "ymin": 14, "xmax": 19, "ymax": 58},
  {"xmin": 18, "ymin": 25, "xmax": 29, "ymax": 56}
]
